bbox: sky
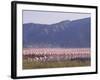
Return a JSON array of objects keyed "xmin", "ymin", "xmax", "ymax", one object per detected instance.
[{"xmin": 23, "ymin": 10, "xmax": 91, "ymax": 24}]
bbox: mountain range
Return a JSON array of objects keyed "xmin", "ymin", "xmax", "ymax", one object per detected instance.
[{"xmin": 23, "ymin": 17, "xmax": 91, "ymax": 48}]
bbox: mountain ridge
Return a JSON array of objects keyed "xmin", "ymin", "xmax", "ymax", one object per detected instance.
[{"xmin": 23, "ymin": 17, "xmax": 91, "ymax": 48}]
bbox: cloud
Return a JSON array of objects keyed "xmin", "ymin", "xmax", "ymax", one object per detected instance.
[{"xmin": 23, "ymin": 10, "xmax": 90, "ymax": 24}]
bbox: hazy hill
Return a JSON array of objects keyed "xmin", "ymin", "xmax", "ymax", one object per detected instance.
[{"xmin": 23, "ymin": 17, "xmax": 91, "ymax": 48}]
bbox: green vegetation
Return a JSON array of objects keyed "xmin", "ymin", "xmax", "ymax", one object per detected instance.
[{"xmin": 23, "ymin": 59, "xmax": 90, "ymax": 69}]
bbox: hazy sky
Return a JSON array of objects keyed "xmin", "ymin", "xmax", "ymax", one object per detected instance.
[{"xmin": 23, "ymin": 10, "xmax": 90, "ymax": 24}]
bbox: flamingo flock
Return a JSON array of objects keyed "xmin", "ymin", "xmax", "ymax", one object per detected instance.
[{"xmin": 23, "ymin": 48, "xmax": 91, "ymax": 62}]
